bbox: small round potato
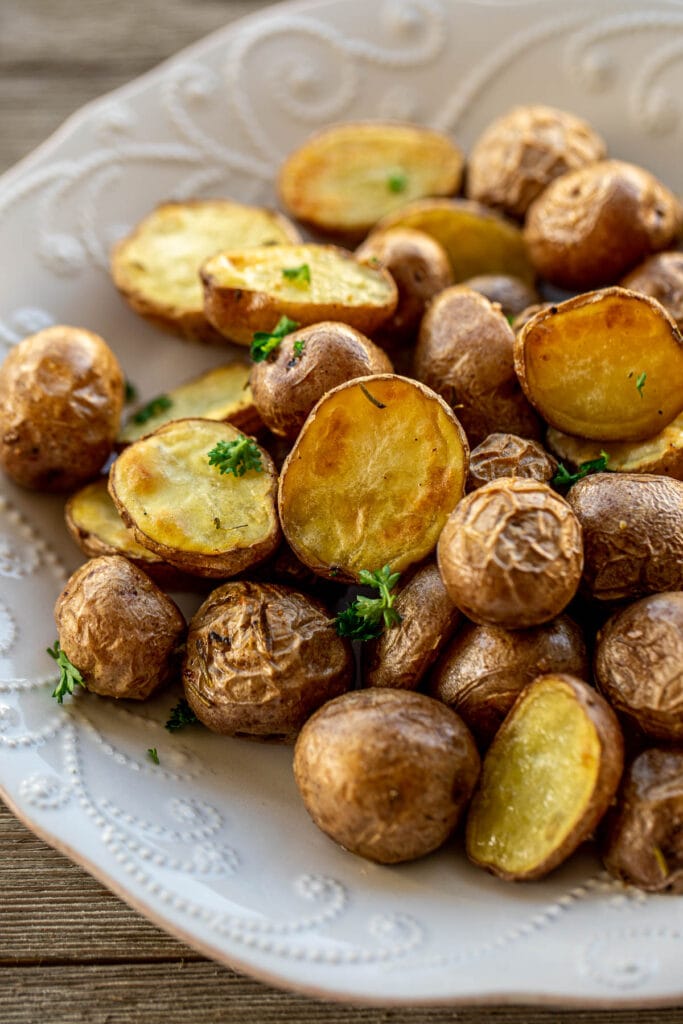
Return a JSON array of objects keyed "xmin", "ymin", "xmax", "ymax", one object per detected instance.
[
  {"xmin": 595, "ymin": 592, "xmax": 683, "ymax": 742},
  {"xmin": 183, "ymin": 581, "xmax": 353, "ymax": 741},
  {"xmin": 461, "ymin": 275, "xmax": 539, "ymax": 320},
  {"xmin": 0, "ymin": 326, "xmax": 124, "ymax": 491},
  {"xmin": 621, "ymin": 251, "xmax": 683, "ymax": 331},
  {"xmin": 293, "ymin": 688, "xmax": 480, "ymax": 864},
  {"xmin": 54, "ymin": 555, "xmax": 185, "ymax": 700},
  {"xmin": 249, "ymin": 322, "xmax": 392, "ymax": 440},
  {"xmin": 466, "ymin": 433, "xmax": 558, "ymax": 491},
  {"xmin": 437, "ymin": 478, "xmax": 583, "ymax": 628}
]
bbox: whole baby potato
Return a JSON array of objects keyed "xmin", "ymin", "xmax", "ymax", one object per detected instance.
[
  {"xmin": 54, "ymin": 555, "xmax": 185, "ymax": 700},
  {"xmin": 621, "ymin": 251, "xmax": 683, "ymax": 331},
  {"xmin": 0, "ymin": 326, "xmax": 124, "ymax": 491},
  {"xmin": 183, "ymin": 581, "xmax": 353, "ymax": 741},
  {"xmin": 293, "ymin": 688, "xmax": 480, "ymax": 864},
  {"xmin": 466, "ymin": 432, "xmax": 558, "ymax": 491},
  {"xmin": 461, "ymin": 274, "xmax": 539, "ymax": 320}
]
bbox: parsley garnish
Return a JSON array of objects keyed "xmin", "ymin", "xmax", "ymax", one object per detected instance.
[
  {"xmin": 250, "ymin": 316, "xmax": 300, "ymax": 362},
  {"xmin": 165, "ymin": 699, "xmax": 199, "ymax": 731},
  {"xmin": 292, "ymin": 339, "xmax": 306, "ymax": 359},
  {"xmin": 387, "ymin": 170, "xmax": 408, "ymax": 193},
  {"xmin": 282, "ymin": 264, "xmax": 311, "ymax": 286},
  {"xmin": 636, "ymin": 371, "xmax": 647, "ymax": 397},
  {"xmin": 552, "ymin": 451, "xmax": 610, "ymax": 488},
  {"xmin": 147, "ymin": 747, "xmax": 160, "ymax": 765},
  {"xmin": 124, "ymin": 379, "xmax": 138, "ymax": 403},
  {"xmin": 47, "ymin": 640, "xmax": 86, "ymax": 704},
  {"xmin": 207, "ymin": 434, "xmax": 263, "ymax": 477},
  {"xmin": 131, "ymin": 394, "xmax": 172, "ymax": 425},
  {"xmin": 335, "ymin": 565, "xmax": 402, "ymax": 641}
]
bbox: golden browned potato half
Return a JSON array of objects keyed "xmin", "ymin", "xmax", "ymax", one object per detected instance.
[
  {"xmin": 294, "ymin": 688, "xmax": 480, "ymax": 864},
  {"xmin": 602, "ymin": 747, "xmax": 683, "ymax": 894},
  {"xmin": 567, "ymin": 473, "xmax": 683, "ymax": 601},
  {"xmin": 109, "ymin": 418, "xmax": 281, "ymax": 577},
  {"xmin": 595, "ymin": 592, "xmax": 683, "ymax": 742},
  {"xmin": 111, "ymin": 200, "xmax": 301, "ymax": 343},
  {"xmin": 278, "ymin": 374, "xmax": 469, "ymax": 582},
  {"xmin": 621, "ymin": 250, "xmax": 683, "ymax": 331},
  {"xmin": 467, "ymin": 105, "xmax": 607, "ymax": 219},
  {"xmin": 202, "ymin": 244, "xmax": 398, "ymax": 346},
  {"xmin": 466, "ymin": 673, "xmax": 624, "ymax": 880},
  {"xmin": 415, "ymin": 286, "xmax": 542, "ymax": 446},
  {"xmin": 364, "ymin": 563, "xmax": 461, "ymax": 690},
  {"xmin": 524, "ymin": 160, "xmax": 682, "ymax": 289},
  {"xmin": 249, "ymin": 322, "xmax": 392, "ymax": 441},
  {"xmin": 466, "ymin": 432, "xmax": 558, "ymax": 491},
  {"xmin": 438, "ymin": 478, "xmax": 583, "ymax": 629},
  {"xmin": 514, "ymin": 288, "xmax": 683, "ymax": 442},
  {"xmin": 0, "ymin": 325, "xmax": 123, "ymax": 491},
  {"xmin": 546, "ymin": 412, "xmax": 683, "ymax": 480},
  {"xmin": 54, "ymin": 555, "xmax": 185, "ymax": 700},
  {"xmin": 277, "ymin": 122, "xmax": 464, "ymax": 237},
  {"xmin": 183, "ymin": 581, "xmax": 352, "ymax": 741},
  {"xmin": 460, "ymin": 274, "xmax": 539, "ymax": 320},
  {"xmin": 429, "ymin": 615, "xmax": 589, "ymax": 747}
]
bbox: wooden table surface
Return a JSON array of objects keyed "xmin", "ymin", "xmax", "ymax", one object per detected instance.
[{"xmin": 1, "ymin": 2, "xmax": 682, "ymax": 1022}]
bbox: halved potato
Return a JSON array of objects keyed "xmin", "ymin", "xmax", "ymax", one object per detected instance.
[
  {"xmin": 466, "ymin": 673, "xmax": 624, "ymax": 880},
  {"xmin": 119, "ymin": 363, "xmax": 261, "ymax": 445},
  {"xmin": 547, "ymin": 411, "xmax": 683, "ymax": 480},
  {"xmin": 277, "ymin": 122, "xmax": 464, "ymax": 237},
  {"xmin": 278, "ymin": 374, "xmax": 469, "ymax": 582},
  {"xmin": 202, "ymin": 244, "xmax": 398, "ymax": 345},
  {"xmin": 109, "ymin": 418, "xmax": 280, "ymax": 577},
  {"xmin": 111, "ymin": 200, "xmax": 301, "ymax": 343},
  {"xmin": 514, "ymin": 288, "xmax": 683, "ymax": 441},
  {"xmin": 372, "ymin": 199, "xmax": 534, "ymax": 284}
]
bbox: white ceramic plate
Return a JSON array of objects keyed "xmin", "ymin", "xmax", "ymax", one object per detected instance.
[{"xmin": 1, "ymin": 0, "xmax": 683, "ymax": 1006}]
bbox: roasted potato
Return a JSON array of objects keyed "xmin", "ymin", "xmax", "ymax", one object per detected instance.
[
  {"xmin": 278, "ymin": 374, "xmax": 469, "ymax": 582},
  {"xmin": 54, "ymin": 555, "xmax": 185, "ymax": 700},
  {"xmin": 466, "ymin": 432, "xmax": 558, "ymax": 491},
  {"xmin": 466, "ymin": 673, "xmax": 624, "ymax": 880},
  {"xmin": 111, "ymin": 200, "xmax": 301, "ymax": 344},
  {"xmin": 524, "ymin": 160, "xmax": 682, "ymax": 289},
  {"xmin": 414, "ymin": 286, "xmax": 542, "ymax": 446},
  {"xmin": 0, "ymin": 325, "xmax": 123, "ymax": 491},
  {"xmin": 460, "ymin": 274, "xmax": 539, "ymax": 321},
  {"xmin": 514, "ymin": 288, "xmax": 683, "ymax": 442},
  {"xmin": 109, "ymin": 418, "xmax": 281, "ymax": 577},
  {"xmin": 622, "ymin": 251, "xmax": 683, "ymax": 331},
  {"xmin": 202, "ymin": 243, "xmax": 398, "ymax": 345},
  {"xmin": 429, "ymin": 615, "xmax": 589, "ymax": 747},
  {"xmin": 511, "ymin": 302, "xmax": 551, "ymax": 333},
  {"xmin": 183, "ymin": 581, "xmax": 352, "ymax": 741},
  {"xmin": 249, "ymin": 322, "xmax": 392, "ymax": 441},
  {"xmin": 567, "ymin": 473, "xmax": 683, "ymax": 601},
  {"xmin": 602, "ymin": 747, "xmax": 683, "ymax": 894},
  {"xmin": 466, "ymin": 105, "xmax": 606, "ymax": 219},
  {"xmin": 277, "ymin": 122, "xmax": 464, "ymax": 237},
  {"xmin": 293, "ymin": 688, "xmax": 480, "ymax": 864},
  {"xmin": 437, "ymin": 478, "xmax": 583, "ymax": 629},
  {"xmin": 547, "ymin": 412, "xmax": 683, "ymax": 480}
]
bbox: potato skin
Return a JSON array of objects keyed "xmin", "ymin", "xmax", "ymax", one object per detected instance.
[
  {"xmin": 183, "ymin": 581, "xmax": 353, "ymax": 741},
  {"xmin": 438, "ymin": 478, "xmax": 583, "ymax": 629},
  {"xmin": 594, "ymin": 592, "xmax": 683, "ymax": 742},
  {"xmin": 293, "ymin": 689, "xmax": 480, "ymax": 864},
  {"xmin": 461, "ymin": 274, "xmax": 539, "ymax": 320},
  {"xmin": 621, "ymin": 251, "xmax": 683, "ymax": 331},
  {"xmin": 466, "ymin": 432, "xmax": 558, "ymax": 491},
  {"xmin": 0, "ymin": 326, "xmax": 123, "ymax": 491},
  {"xmin": 602, "ymin": 747, "xmax": 683, "ymax": 893},
  {"xmin": 54, "ymin": 555, "xmax": 185, "ymax": 700},
  {"xmin": 249, "ymin": 322, "xmax": 392, "ymax": 440},
  {"xmin": 567, "ymin": 473, "xmax": 683, "ymax": 601}
]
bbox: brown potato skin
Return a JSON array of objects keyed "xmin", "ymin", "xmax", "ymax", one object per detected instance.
[
  {"xmin": 594, "ymin": 592, "xmax": 683, "ymax": 742},
  {"xmin": 466, "ymin": 432, "xmax": 558, "ymax": 491},
  {"xmin": 54, "ymin": 555, "xmax": 185, "ymax": 700},
  {"xmin": 429, "ymin": 616, "xmax": 588, "ymax": 748},
  {"xmin": 0, "ymin": 326, "xmax": 123, "ymax": 491},
  {"xmin": 183, "ymin": 581, "xmax": 353, "ymax": 741},
  {"xmin": 293, "ymin": 689, "xmax": 480, "ymax": 864},
  {"xmin": 467, "ymin": 106, "xmax": 607, "ymax": 220},
  {"xmin": 414, "ymin": 286, "xmax": 542, "ymax": 446},
  {"xmin": 524, "ymin": 160, "xmax": 683, "ymax": 289},
  {"xmin": 249, "ymin": 322, "xmax": 392, "ymax": 440},
  {"xmin": 621, "ymin": 251, "xmax": 683, "ymax": 331},
  {"xmin": 438, "ymin": 478, "xmax": 583, "ymax": 629},
  {"xmin": 461, "ymin": 274, "xmax": 539, "ymax": 320},
  {"xmin": 602, "ymin": 747, "xmax": 683, "ymax": 894},
  {"xmin": 364, "ymin": 562, "xmax": 461, "ymax": 690},
  {"xmin": 567, "ymin": 473, "xmax": 683, "ymax": 601}
]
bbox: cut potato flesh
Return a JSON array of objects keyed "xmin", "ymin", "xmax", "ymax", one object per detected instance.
[
  {"xmin": 514, "ymin": 288, "xmax": 683, "ymax": 442},
  {"xmin": 66, "ymin": 478, "xmax": 164, "ymax": 563},
  {"xmin": 278, "ymin": 374, "xmax": 469, "ymax": 582},
  {"xmin": 547, "ymin": 410, "xmax": 683, "ymax": 479}
]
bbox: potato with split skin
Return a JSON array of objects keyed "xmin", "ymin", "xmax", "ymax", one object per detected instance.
[
  {"xmin": 461, "ymin": 275, "xmax": 540, "ymax": 321},
  {"xmin": 54, "ymin": 555, "xmax": 185, "ymax": 700},
  {"xmin": 621, "ymin": 251, "xmax": 683, "ymax": 331},
  {"xmin": 0, "ymin": 325, "xmax": 123, "ymax": 492},
  {"xmin": 294, "ymin": 688, "xmax": 480, "ymax": 864},
  {"xmin": 466, "ymin": 432, "xmax": 558, "ymax": 491},
  {"xmin": 546, "ymin": 412, "xmax": 683, "ymax": 480},
  {"xmin": 183, "ymin": 581, "xmax": 353, "ymax": 741},
  {"xmin": 466, "ymin": 673, "xmax": 624, "ymax": 880},
  {"xmin": 278, "ymin": 374, "xmax": 469, "ymax": 583},
  {"xmin": 249, "ymin": 322, "xmax": 392, "ymax": 441}
]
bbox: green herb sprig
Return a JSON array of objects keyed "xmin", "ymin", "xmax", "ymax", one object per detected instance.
[
  {"xmin": 207, "ymin": 434, "xmax": 263, "ymax": 477},
  {"xmin": 335, "ymin": 565, "xmax": 402, "ymax": 641},
  {"xmin": 147, "ymin": 747, "xmax": 160, "ymax": 765},
  {"xmin": 47, "ymin": 640, "xmax": 86, "ymax": 704},
  {"xmin": 131, "ymin": 394, "xmax": 172, "ymax": 425},
  {"xmin": 636, "ymin": 371, "xmax": 647, "ymax": 397},
  {"xmin": 552, "ymin": 451, "xmax": 610, "ymax": 488},
  {"xmin": 292, "ymin": 339, "xmax": 306, "ymax": 359},
  {"xmin": 387, "ymin": 170, "xmax": 408, "ymax": 193},
  {"xmin": 250, "ymin": 316, "xmax": 300, "ymax": 362},
  {"xmin": 165, "ymin": 699, "xmax": 199, "ymax": 732},
  {"xmin": 282, "ymin": 264, "xmax": 311, "ymax": 286}
]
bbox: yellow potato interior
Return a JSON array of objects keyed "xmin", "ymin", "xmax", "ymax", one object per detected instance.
[
  {"xmin": 547, "ymin": 410, "xmax": 683, "ymax": 474},
  {"xmin": 69, "ymin": 479, "xmax": 163, "ymax": 561},
  {"xmin": 467, "ymin": 678, "xmax": 600, "ymax": 876}
]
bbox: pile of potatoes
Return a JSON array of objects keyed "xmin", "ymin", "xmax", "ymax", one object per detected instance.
[{"xmin": 1, "ymin": 106, "xmax": 682, "ymax": 891}]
